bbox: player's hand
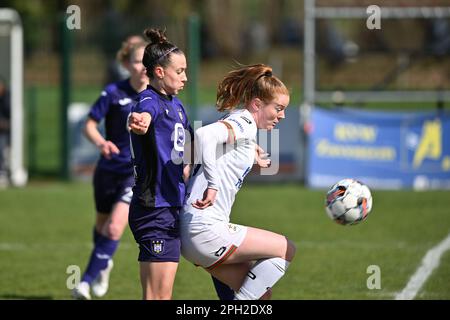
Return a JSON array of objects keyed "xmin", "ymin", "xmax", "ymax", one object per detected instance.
[
  {"xmin": 255, "ymin": 145, "xmax": 271, "ymax": 168},
  {"xmin": 192, "ymin": 188, "xmax": 217, "ymax": 209},
  {"xmin": 128, "ymin": 112, "xmax": 151, "ymax": 135},
  {"xmin": 99, "ymin": 140, "xmax": 120, "ymax": 159}
]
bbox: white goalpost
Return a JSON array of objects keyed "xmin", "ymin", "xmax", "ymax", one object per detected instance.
[{"xmin": 0, "ymin": 8, "xmax": 27, "ymax": 187}]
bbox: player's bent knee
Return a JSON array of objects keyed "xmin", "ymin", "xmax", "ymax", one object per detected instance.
[
  {"xmin": 105, "ymin": 223, "xmax": 123, "ymax": 240},
  {"xmin": 260, "ymin": 288, "xmax": 272, "ymax": 300},
  {"xmin": 157, "ymin": 294, "xmax": 172, "ymax": 300},
  {"xmin": 285, "ymin": 238, "xmax": 296, "ymax": 262},
  {"xmin": 148, "ymin": 290, "xmax": 172, "ymax": 300},
  {"xmin": 146, "ymin": 293, "xmax": 171, "ymax": 300}
]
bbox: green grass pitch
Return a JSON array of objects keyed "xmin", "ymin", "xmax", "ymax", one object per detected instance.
[{"xmin": 0, "ymin": 181, "xmax": 449, "ymax": 300}]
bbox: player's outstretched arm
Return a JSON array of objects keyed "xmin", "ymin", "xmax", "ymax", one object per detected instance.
[{"xmin": 128, "ymin": 112, "xmax": 151, "ymax": 135}]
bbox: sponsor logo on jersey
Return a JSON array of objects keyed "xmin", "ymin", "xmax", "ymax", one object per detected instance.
[
  {"xmin": 235, "ymin": 167, "xmax": 251, "ymax": 189},
  {"xmin": 173, "ymin": 123, "xmax": 186, "ymax": 152},
  {"xmin": 118, "ymin": 98, "xmax": 132, "ymax": 106},
  {"xmin": 240, "ymin": 116, "xmax": 252, "ymax": 124},
  {"xmin": 228, "ymin": 118, "xmax": 244, "ymax": 133},
  {"xmin": 151, "ymin": 240, "xmax": 164, "ymax": 254},
  {"xmin": 227, "ymin": 223, "xmax": 240, "ymax": 234},
  {"xmin": 242, "ymin": 166, "xmax": 251, "ymax": 179}
]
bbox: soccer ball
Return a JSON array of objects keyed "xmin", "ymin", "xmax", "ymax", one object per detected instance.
[{"xmin": 325, "ymin": 178, "xmax": 373, "ymax": 225}]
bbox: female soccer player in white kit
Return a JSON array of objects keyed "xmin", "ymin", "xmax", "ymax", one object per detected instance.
[{"xmin": 180, "ymin": 64, "xmax": 296, "ymax": 300}]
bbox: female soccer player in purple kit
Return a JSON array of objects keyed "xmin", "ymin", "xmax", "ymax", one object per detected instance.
[
  {"xmin": 128, "ymin": 28, "xmax": 250, "ymax": 301},
  {"xmin": 72, "ymin": 38, "xmax": 148, "ymax": 300},
  {"xmin": 127, "ymin": 28, "xmax": 192, "ymax": 300}
]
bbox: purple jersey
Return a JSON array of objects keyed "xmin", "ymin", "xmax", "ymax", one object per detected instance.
[
  {"xmin": 88, "ymin": 79, "xmax": 139, "ymax": 175},
  {"xmin": 130, "ymin": 86, "xmax": 192, "ymax": 208}
]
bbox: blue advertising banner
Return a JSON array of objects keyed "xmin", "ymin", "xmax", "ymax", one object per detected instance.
[{"xmin": 307, "ymin": 107, "xmax": 450, "ymax": 190}]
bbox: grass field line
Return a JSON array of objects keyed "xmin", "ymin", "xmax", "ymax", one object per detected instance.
[{"xmin": 395, "ymin": 232, "xmax": 450, "ymax": 300}]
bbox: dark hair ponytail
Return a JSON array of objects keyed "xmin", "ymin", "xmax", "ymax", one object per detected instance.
[{"xmin": 142, "ymin": 28, "xmax": 183, "ymax": 79}]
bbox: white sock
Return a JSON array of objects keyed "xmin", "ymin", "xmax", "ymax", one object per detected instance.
[{"xmin": 234, "ymin": 257, "xmax": 290, "ymax": 300}]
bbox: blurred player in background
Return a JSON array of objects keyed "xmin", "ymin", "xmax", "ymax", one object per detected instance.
[
  {"xmin": 72, "ymin": 37, "xmax": 148, "ymax": 300},
  {"xmin": 180, "ymin": 64, "xmax": 296, "ymax": 300},
  {"xmin": 106, "ymin": 34, "xmax": 145, "ymax": 84},
  {"xmin": 127, "ymin": 28, "xmax": 191, "ymax": 300}
]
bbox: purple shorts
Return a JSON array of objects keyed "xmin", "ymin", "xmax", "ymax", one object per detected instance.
[
  {"xmin": 93, "ymin": 167, "xmax": 134, "ymax": 213},
  {"xmin": 128, "ymin": 202, "xmax": 181, "ymax": 262}
]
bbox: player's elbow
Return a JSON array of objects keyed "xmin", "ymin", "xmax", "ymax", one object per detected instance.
[{"xmin": 83, "ymin": 119, "xmax": 94, "ymax": 139}]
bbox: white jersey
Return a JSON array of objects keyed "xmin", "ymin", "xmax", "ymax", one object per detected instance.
[{"xmin": 181, "ymin": 109, "xmax": 257, "ymax": 225}]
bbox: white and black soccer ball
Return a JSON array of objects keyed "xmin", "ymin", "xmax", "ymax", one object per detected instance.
[{"xmin": 325, "ymin": 178, "xmax": 373, "ymax": 225}]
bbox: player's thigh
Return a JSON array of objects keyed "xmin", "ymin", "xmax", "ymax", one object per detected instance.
[
  {"xmin": 180, "ymin": 222, "xmax": 247, "ymax": 268},
  {"xmin": 140, "ymin": 261, "xmax": 178, "ymax": 299},
  {"xmin": 102, "ymin": 201, "xmax": 129, "ymax": 239},
  {"xmin": 208, "ymin": 262, "xmax": 252, "ymax": 292},
  {"xmin": 225, "ymin": 226, "xmax": 293, "ymax": 264}
]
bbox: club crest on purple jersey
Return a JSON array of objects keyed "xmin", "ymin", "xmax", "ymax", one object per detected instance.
[{"xmin": 151, "ymin": 240, "xmax": 164, "ymax": 254}]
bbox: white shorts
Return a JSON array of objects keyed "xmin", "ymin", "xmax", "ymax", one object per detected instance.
[{"xmin": 180, "ymin": 221, "xmax": 248, "ymax": 269}]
